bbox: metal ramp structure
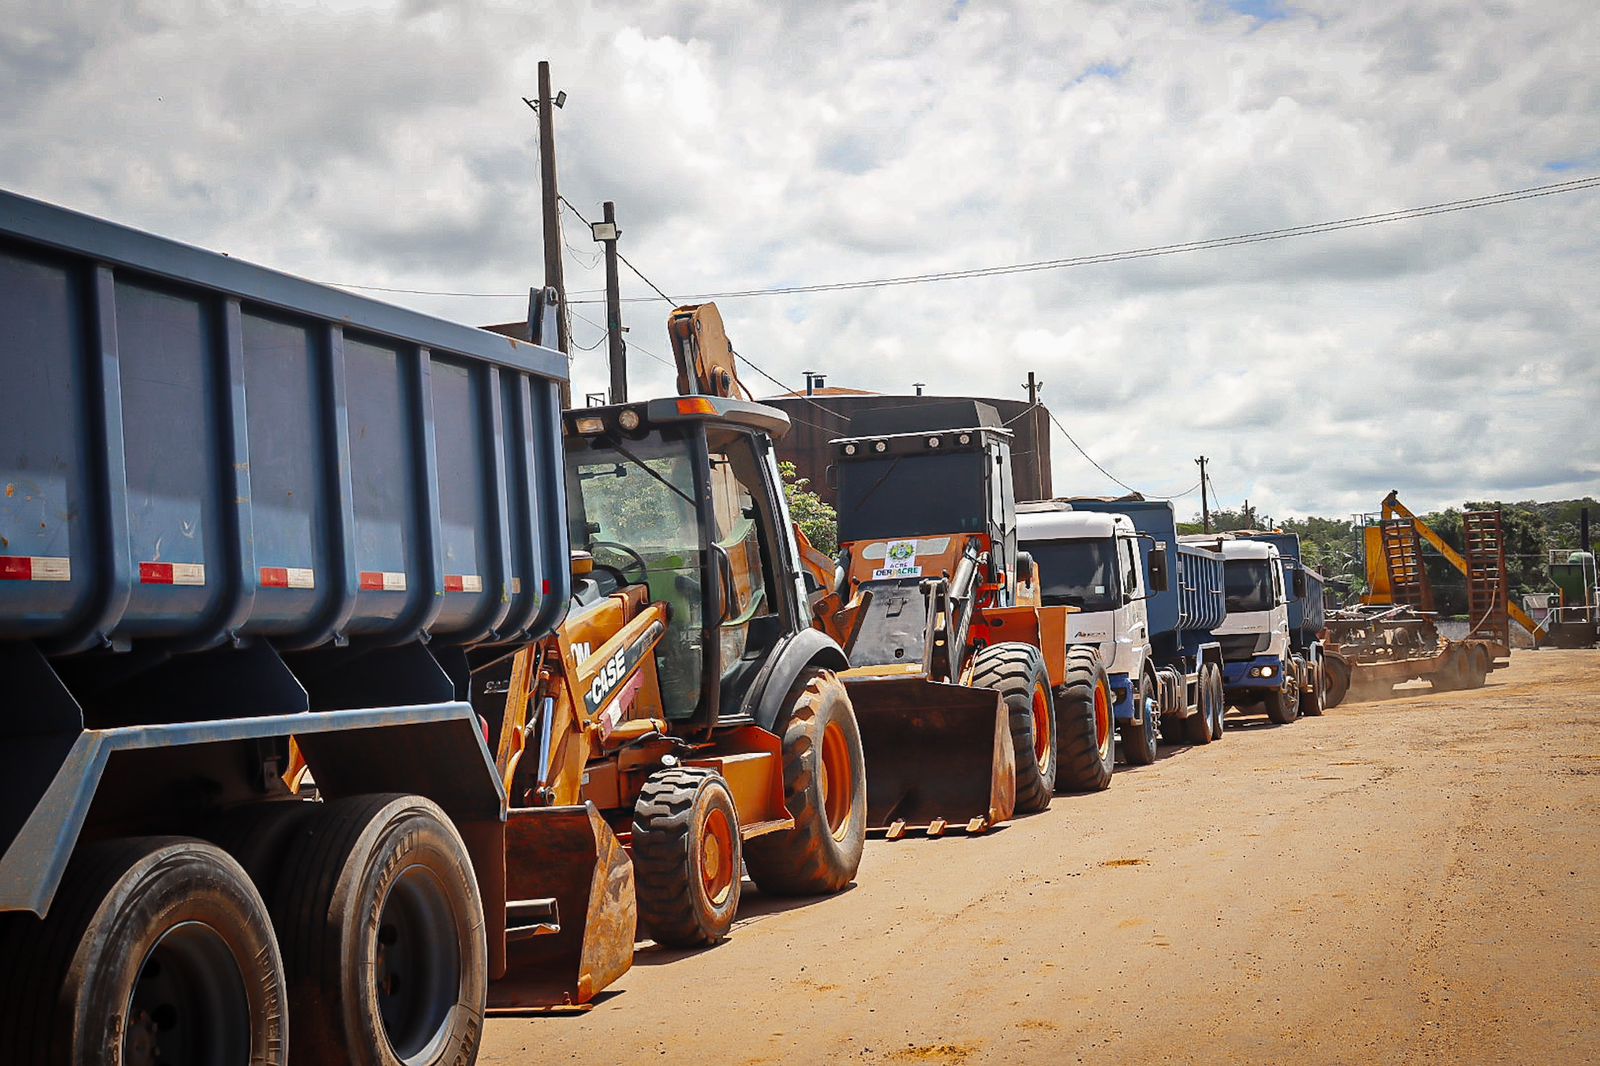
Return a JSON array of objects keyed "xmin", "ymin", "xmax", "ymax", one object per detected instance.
[
  {"xmin": 1463, "ymin": 509, "xmax": 1510, "ymax": 647},
  {"xmin": 1381, "ymin": 519, "xmax": 1434, "ymax": 613}
]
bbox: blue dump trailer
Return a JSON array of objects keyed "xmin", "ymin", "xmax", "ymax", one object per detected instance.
[
  {"xmin": 0, "ymin": 190, "xmax": 571, "ymax": 1063},
  {"xmin": 1018, "ymin": 497, "xmax": 1230, "ymax": 761}
]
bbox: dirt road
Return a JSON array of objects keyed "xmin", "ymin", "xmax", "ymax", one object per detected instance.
[{"xmin": 482, "ymin": 650, "xmax": 1600, "ymax": 1065}]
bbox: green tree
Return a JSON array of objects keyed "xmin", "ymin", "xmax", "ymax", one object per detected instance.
[{"xmin": 780, "ymin": 460, "xmax": 837, "ymax": 554}]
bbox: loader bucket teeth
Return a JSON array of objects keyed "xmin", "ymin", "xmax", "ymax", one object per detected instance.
[
  {"xmin": 488, "ymin": 803, "xmax": 635, "ymax": 1012},
  {"xmin": 843, "ymin": 678, "xmax": 1016, "ymax": 836}
]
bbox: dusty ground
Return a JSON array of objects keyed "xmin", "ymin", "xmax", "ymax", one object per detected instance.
[{"xmin": 482, "ymin": 649, "xmax": 1600, "ymax": 1065}]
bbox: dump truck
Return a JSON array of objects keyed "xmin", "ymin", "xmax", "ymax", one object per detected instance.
[
  {"xmin": 0, "ymin": 190, "xmax": 628, "ymax": 1065},
  {"xmin": 1229, "ymin": 530, "xmax": 1329, "ymax": 716},
  {"xmin": 1322, "ymin": 497, "xmax": 1518, "ymax": 705},
  {"xmin": 1018, "ymin": 498, "xmax": 1228, "ymax": 763},
  {"xmin": 806, "ymin": 402, "xmax": 1108, "ymax": 837},
  {"xmin": 1179, "ymin": 533, "xmax": 1310, "ymax": 724},
  {"xmin": 478, "ymin": 302, "xmax": 867, "ymax": 961}
]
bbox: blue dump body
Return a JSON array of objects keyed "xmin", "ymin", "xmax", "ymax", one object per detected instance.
[
  {"xmin": 1235, "ymin": 531, "xmax": 1324, "ymax": 651},
  {"xmin": 0, "ymin": 190, "xmax": 570, "ymax": 917},
  {"xmin": 1, "ymin": 190, "xmax": 568, "ymax": 653},
  {"xmin": 1065, "ymin": 499, "xmax": 1225, "ymax": 660}
]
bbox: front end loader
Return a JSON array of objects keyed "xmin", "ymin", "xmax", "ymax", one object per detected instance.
[
  {"xmin": 809, "ymin": 411, "xmax": 1078, "ymax": 838},
  {"xmin": 469, "ymin": 303, "xmax": 867, "ymax": 1008}
]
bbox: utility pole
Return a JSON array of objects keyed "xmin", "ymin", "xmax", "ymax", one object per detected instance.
[
  {"xmin": 593, "ymin": 201, "xmax": 626, "ymax": 403},
  {"xmin": 526, "ymin": 61, "xmax": 570, "ymax": 407},
  {"xmin": 1196, "ymin": 455, "xmax": 1211, "ymax": 533},
  {"xmin": 1024, "ymin": 372, "xmax": 1046, "ymax": 501}
]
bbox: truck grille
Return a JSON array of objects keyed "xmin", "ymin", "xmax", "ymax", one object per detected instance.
[{"xmin": 1217, "ymin": 632, "xmax": 1267, "ymax": 659}]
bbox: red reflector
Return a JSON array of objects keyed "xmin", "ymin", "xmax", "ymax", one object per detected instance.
[
  {"xmin": 0, "ymin": 557, "xmax": 32, "ymax": 581},
  {"xmin": 542, "ymin": 579, "xmax": 552, "ymax": 595},
  {"xmin": 261, "ymin": 567, "xmax": 288, "ymax": 588},
  {"xmin": 140, "ymin": 562, "xmax": 173, "ymax": 585}
]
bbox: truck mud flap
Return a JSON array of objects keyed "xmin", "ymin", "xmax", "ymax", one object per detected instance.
[
  {"xmin": 488, "ymin": 803, "xmax": 635, "ymax": 1012},
  {"xmin": 843, "ymin": 677, "xmax": 1015, "ymax": 837}
]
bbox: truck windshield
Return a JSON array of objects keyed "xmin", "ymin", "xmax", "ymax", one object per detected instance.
[
  {"xmin": 1224, "ymin": 559, "xmax": 1275, "ymax": 613},
  {"xmin": 836, "ymin": 451, "xmax": 986, "ymax": 543},
  {"xmin": 565, "ymin": 426, "xmax": 705, "ymax": 718},
  {"xmin": 1022, "ymin": 539, "xmax": 1121, "ymax": 612}
]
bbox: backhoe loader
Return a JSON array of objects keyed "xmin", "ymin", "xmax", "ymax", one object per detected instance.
[
  {"xmin": 466, "ymin": 303, "xmax": 868, "ymax": 1008},
  {"xmin": 806, "ymin": 403, "xmax": 1100, "ymax": 838}
]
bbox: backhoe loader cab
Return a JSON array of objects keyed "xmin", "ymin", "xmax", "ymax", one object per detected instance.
[{"xmin": 479, "ymin": 308, "xmax": 867, "ymax": 1005}]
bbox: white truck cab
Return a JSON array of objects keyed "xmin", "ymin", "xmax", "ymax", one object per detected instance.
[
  {"xmin": 1182, "ymin": 535, "xmax": 1299, "ymax": 721},
  {"xmin": 1018, "ymin": 508, "xmax": 1154, "ymax": 746}
]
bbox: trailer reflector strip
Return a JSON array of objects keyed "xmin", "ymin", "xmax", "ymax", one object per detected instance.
[
  {"xmin": 444, "ymin": 574, "xmax": 483, "ymax": 593},
  {"xmin": 0, "ymin": 555, "xmax": 72, "ymax": 582},
  {"xmin": 140, "ymin": 562, "xmax": 205, "ymax": 586},
  {"xmin": 359, "ymin": 571, "xmax": 407, "ymax": 592},
  {"xmin": 261, "ymin": 566, "xmax": 316, "ymax": 590}
]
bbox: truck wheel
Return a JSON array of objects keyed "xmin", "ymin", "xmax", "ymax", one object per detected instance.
[
  {"xmin": 633, "ymin": 768, "xmax": 742, "ymax": 946},
  {"xmin": 1323, "ymin": 654, "xmax": 1351, "ymax": 709},
  {"xmin": 970, "ymin": 642, "xmax": 1057, "ymax": 813},
  {"xmin": 745, "ymin": 670, "xmax": 867, "ymax": 896},
  {"xmin": 1264, "ymin": 671, "xmax": 1300, "ymax": 724},
  {"xmin": 1301, "ymin": 659, "xmax": 1326, "ymax": 717},
  {"xmin": 1467, "ymin": 647, "xmax": 1489, "ymax": 688},
  {"xmin": 1053, "ymin": 645, "xmax": 1115, "ymax": 792},
  {"xmin": 0, "ymin": 837, "xmax": 285, "ymax": 1066},
  {"xmin": 1185, "ymin": 671, "xmax": 1216, "ymax": 745},
  {"xmin": 269, "ymin": 794, "xmax": 485, "ymax": 1066},
  {"xmin": 1206, "ymin": 664, "xmax": 1227, "ymax": 739},
  {"xmin": 1122, "ymin": 669, "xmax": 1159, "ymax": 765}
]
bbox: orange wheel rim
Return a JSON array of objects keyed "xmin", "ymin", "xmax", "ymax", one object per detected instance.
[
  {"xmin": 1032, "ymin": 685, "xmax": 1052, "ymax": 771},
  {"xmin": 700, "ymin": 807, "xmax": 736, "ymax": 906},
  {"xmin": 1093, "ymin": 682, "xmax": 1111, "ymax": 757},
  {"xmin": 820, "ymin": 721, "xmax": 854, "ymax": 841}
]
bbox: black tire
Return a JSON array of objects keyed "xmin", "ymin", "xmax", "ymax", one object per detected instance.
[
  {"xmin": 745, "ymin": 669, "xmax": 867, "ymax": 896},
  {"xmin": 269, "ymin": 793, "xmax": 485, "ymax": 1066},
  {"xmin": 1264, "ymin": 666, "xmax": 1300, "ymax": 724},
  {"xmin": 0, "ymin": 836, "xmax": 285, "ymax": 1066},
  {"xmin": 1301, "ymin": 658, "xmax": 1326, "ymax": 716},
  {"xmin": 1207, "ymin": 664, "xmax": 1227, "ymax": 739},
  {"xmin": 1054, "ymin": 645, "xmax": 1115, "ymax": 792},
  {"xmin": 1467, "ymin": 647, "xmax": 1489, "ymax": 688},
  {"xmin": 633, "ymin": 768, "xmax": 742, "ymax": 946},
  {"xmin": 1121, "ymin": 668, "xmax": 1159, "ymax": 765},
  {"xmin": 1324, "ymin": 654, "xmax": 1351, "ymax": 709},
  {"xmin": 201, "ymin": 798, "xmax": 319, "ymax": 889},
  {"xmin": 1185, "ymin": 670, "xmax": 1216, "ymax": 745},
  {"xmin": 970, "ymin": 642, "xmax": 1056, "ymax": 813}
]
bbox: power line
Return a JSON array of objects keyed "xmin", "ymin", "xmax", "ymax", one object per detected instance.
[
  {"xmin": 322, "ymin": 173, "xmax": 1600, "ymax": 302},
  {"xmin": 558, "ymin": 196, "xmax": 678, "ymax": 306}
]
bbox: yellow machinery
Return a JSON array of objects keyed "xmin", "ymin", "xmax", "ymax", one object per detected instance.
[
  {"xmin": 804, "ymin": 411, "xmax": 1096, "ymax": 838},
  {"xmin": 472, "ymin": 303, "xmax": 868, "ymax": 1006}
]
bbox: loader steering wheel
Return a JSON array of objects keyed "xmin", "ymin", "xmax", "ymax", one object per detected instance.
[{"xmin": 590, "ymin": 540, "xmax": 649, "ymax": 584}]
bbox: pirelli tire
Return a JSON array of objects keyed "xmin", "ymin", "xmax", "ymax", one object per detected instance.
[
  {"xmin": 970, "ymin": 642, "xmax": 1057, "ymax": 814},
  {"xmin": 1264, "ymin": 667, "xmax": 1301, "ymax": 725},
  {"xmin": 0, "ymin": 836, "xmax": 286, "ymax": 1066},
  {"xmin": 1185, "ymin": 670, "xmax": 1217, "ymax": 745},
  {"xmin": 745, "ymin": 669, "xmax": 867, "ymax": 896},
  {"xmin": 633, "ymin": 768, "xmax": 743, "ymax": 947},
  {"xmin": 268, "ymin": 793, "xmax": 485, "ymax": 1066},
  {"xmin": 1205, "ymin": 662, "xmax": 1227, "ymax": 739},
  {"xmin": 1053, "ymin": 645, "xmax": 1115, "ymax": 792}
]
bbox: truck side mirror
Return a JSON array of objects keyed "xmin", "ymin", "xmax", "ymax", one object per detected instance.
[
  {"xmin": 1014, "ymin": 551, "xmax": 1035, "ymax": 586},
  {"xmin": 1149, "ymin": 549, "xmax": 1170, "ymax": 594},
  {"xmin": 1293, "ymin": 569, "xmax": 1307, "ymax": 599}
]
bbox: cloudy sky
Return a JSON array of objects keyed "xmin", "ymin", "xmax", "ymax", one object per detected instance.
[{"xmin": 3, "ymin": 0, "xmax": 1596, "ymax": 519}]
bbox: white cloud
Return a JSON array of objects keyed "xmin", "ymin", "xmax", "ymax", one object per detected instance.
[{"xmin": 2, "ymin": 0, "xmax": 1596, "ymax": 519}]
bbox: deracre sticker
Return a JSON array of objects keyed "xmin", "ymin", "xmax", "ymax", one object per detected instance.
[{"xmin": 872, "ymin": 539, "xmax": 922, "ymax": 580}]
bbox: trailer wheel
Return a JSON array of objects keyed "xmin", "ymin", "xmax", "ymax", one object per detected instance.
[
  {"xmin": 269, "ymin": 794, "xmax": 485, "ymax": 1066},
  {"xmin": 0, "ymin": 837, "xmax": 285, "ymax": 1066},
  {"xmin": 745, "ymin": 669, "xmax": 867, "ymax": 896},
  {"xmin": 1053, "ymin": 646, "xmax": 1115, "ymax": 792},
  {"xmin": 1206, "ymin": 664, "xmax": 1227, "ymax": 738},
  {"xmin": 1466, "ymin": 647, "xmax": 1489, "ymax": 688},
  {"xmin": 970, "ymin": 643, "xmax": 1057, "ymax": 812},
  {"xmin": 1323, "ymin": 654, "xmax": 1351, "ymax": 709},
  {"xmin": 634, "ymin": 768, "xmax": 743, "ymax": 946},
  {"xmin": 1185, "ymin": 670, "xmax": 1217, "ymax": 745},
  {"xmin": 1121, "ymin": 668, "xmax": 1160, "ymax": 765}
]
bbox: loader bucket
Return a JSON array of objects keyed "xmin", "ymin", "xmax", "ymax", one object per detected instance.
[
  {"xmin": 843, "ymin": 676, "xmax": 1016, "ymax": 835},
  {"xmin": 488, "ymin": 803, "xmax": 635, "ymax": 1012}
]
